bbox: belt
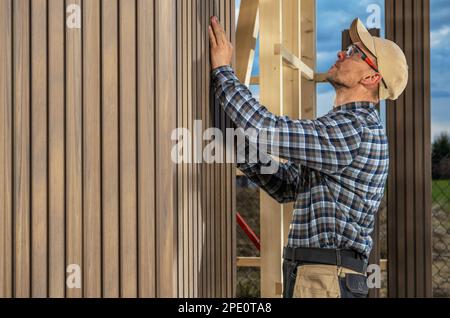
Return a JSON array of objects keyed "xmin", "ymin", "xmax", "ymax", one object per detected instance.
[{"xmin": 283, "ymin": 246, "xmax": 367, "ymax": 274}]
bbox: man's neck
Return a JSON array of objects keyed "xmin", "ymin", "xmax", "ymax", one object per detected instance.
[{"xmin": 333, "ymin": 86, "xmax": 378, "ymax": 107}]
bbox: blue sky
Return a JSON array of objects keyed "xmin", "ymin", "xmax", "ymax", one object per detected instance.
[{"xmin": 235, "ymin": 0, "xmax": 450, "ymax": 140}]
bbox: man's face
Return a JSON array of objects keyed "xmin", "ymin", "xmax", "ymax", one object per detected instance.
[{"xmin": 327, "ymin": 42, "xmax": 378, "ymax": 89}]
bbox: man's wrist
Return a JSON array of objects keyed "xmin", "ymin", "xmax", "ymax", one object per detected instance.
[{"xmin": 211, "ymin": 64, "xmax": 232, "ymax": 73}]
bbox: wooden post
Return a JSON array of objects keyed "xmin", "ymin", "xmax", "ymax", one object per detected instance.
[
  {"xmin": 235, "ymin": 0, "xmax": 259, "ymax": 85},
  {"xmin": 385, "ymin": 0, "xmax": 432, "ymax": 298},
  {"xmin": 259, "ymin": 0, "xmax": 284, "ymax": 298},
  {"xmin": 300, "ymin": 0, "xmax": 316, "ymax": 119},
  {"xmin": 259, "ymin": 0, "xmax": 316, "ymax": 298}
]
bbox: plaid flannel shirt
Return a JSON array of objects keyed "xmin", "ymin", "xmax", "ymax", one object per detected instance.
[{"xmin": 212, "ymin": 65, "xmax": 389, "ymax": 258}]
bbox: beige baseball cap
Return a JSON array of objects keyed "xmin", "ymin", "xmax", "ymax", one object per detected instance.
[{"xmin": 349, "ymin": 18, "xmax": 409, "ymax": 100}]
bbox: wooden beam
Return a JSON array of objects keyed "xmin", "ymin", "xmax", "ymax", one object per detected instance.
[
  {"xmin": 281, "ymin": 0, "xmax": 300, "ymax": 250},
  {"xmin": 235, "ymin": 0, "xmax": 260, "ymax": 85},
  {"xmin": 300, "ymin": 0, "xmax": 316, "ymax": 119},
  {"xmin": 274, "ymin": 44, "xmax": 314, "ymax": 80},
  {"xmin": 259, "ymin": 0, "xmax": 283, "ymax": 299},
  {"xmin": 237, "ymin": 257, "xmax": 261, "ymax": 267}
]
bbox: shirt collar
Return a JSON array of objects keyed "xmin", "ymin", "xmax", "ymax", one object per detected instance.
[{"xmin": 330, "ymin": 101, "xmax": 377, "ymax": 113}]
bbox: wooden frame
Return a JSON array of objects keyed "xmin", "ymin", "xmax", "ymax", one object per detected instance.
[{"xmin": 235, "ymin": 0, "xmax": 317, "ymax": 298}]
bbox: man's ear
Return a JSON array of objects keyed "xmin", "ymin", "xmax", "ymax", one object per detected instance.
[{"xmin": 361, "ymin": 73, "xmax": 382, "ymax": 86}]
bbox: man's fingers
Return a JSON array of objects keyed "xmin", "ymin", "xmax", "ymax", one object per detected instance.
[
  {"xmin": 210, "ymin": 16, "xmax": 226, "ymax": 44},
  {"xmin": 208, "ymin": 25, "xmax": 217, "ymax": 47}
]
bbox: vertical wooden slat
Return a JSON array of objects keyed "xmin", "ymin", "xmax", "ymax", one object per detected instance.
[
  {"xmin": 198, "ymin": 0, "xmax": 204, "ymax": 298},
  {"xmin": 83, "ymin": 0, "xmax": 101, "ymax": 298},
  {"xmin": 13, "ymin": 0, "xmax": 31, "ymax": 298},
  {"xmin": 225, "ymin": 0, "xmax": 235, "ymax": 298},
  {"xmin": 300, "ymin": 0, "xmax": 316, "ymax": 119},
  {"xmin": 422, "ymin": 0, "xmax": 432, "ymax": 298},
  {"xmin": 0, "ymin": 0, "xmax": 13, "ymax": 299},
  {"xmin": 212, "ymin": 0, "xmax": 221, "ymax": 298},
  {"xmin": 48, "ymin": 0, "xmax": 65, "ymax": 298},
  {"xmin": 197, "ymin": 0, "xmax": 203, "ymax": 298},
  {"xmin": 385, "ymin": 0, "xmax": 396, "ymax": 298},
  {"xmin": 137, "ymin": 0, "xmax": 156, "ymax": 298},
  {"xmin": 186, "ymin": 0, "xmax": 193, "ymax": 298},
  {"xmin": 386, "ymin": 0, "xmax": 432, "ymax": 298},
  {"xmin": 176, "ymin": 0, "xmax": 183, "ymax": 298},
  {"xmin": 394, "ymin": 0, "xmax": 406, "ymax": 298},
  {"xmin": 181, "ymin": 0, "xmax": 189, "ymax": 298},
  {"xmin": 31, "ymin": 0, "xmax": 48, "ymax": 298},
  {"xmin": 413, "ymin": 0, "xmax": 425, "ymax": 296},
  {"xmin": 155, "ymin": 0, "xmax": 177, "ymax": 297},
  {"xmin": 403, "ymin": 0, "xmax": 415, "ymax": 297},
  {"xmin": 230, "ymin": 0, "xmax": 237, "ymax": 298},
  {"xmin": 218, "ymin": 0, "xmax": 225, "ymax": 298},
  {"xmin": 206, "ymin": 0, "xmax": 212, "ymax": 298},
  {"xmin": 101, "ymin": 0, "xmax": 119, "ymax": 298},
  {"xmin": 119, "ymin": 0, "xmax": 137, "ymax": 298},
  {"xmin": 66, "ymin": 0, "xmax": 83, "ymax": 299},
  {"xmin": 221, "ymin": 0, "xmax": 229, "ymax": 298},
  {"xmin": 199, "ymin": 0, "xmax": 206, "ymax": 298},
  {"xmin": 192, "ymin": 0, "xmax": 199, "ymax": 298}
]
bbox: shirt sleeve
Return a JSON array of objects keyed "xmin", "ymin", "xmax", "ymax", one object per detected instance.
[
  {"xmin": 236, "ymin": 135, "xmax": 300, "ymax": 204},
  {"xmin": 211, "ymin": 65, "xmax": 363, "ymax": 174}
]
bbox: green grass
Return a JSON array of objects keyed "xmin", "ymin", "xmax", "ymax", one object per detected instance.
[{"xmin": 432, "ymin": 179, "xmax": 450, "ymax": 214}]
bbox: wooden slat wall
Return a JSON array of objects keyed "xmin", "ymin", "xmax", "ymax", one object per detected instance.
[
  {"xmin": 385, "ymin": 0, "xmax": 432, "ymax": 298},
  {"xmin": 174, "ymin": 0, "xmax": 236, "ymax": 298},
  {"xmin": 0, "ymin": 0, "xmax": 236, "ymax": 298}
]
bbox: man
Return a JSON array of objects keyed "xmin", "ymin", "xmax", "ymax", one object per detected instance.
[{"xmin": 208, "ymin": 16, "xmax": 408, "ymax": 298}]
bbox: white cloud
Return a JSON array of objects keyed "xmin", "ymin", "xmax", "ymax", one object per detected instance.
[
  {"xmin": 431, "ymin": 25, "xmax": 450, "ymax": 48},
  {"xmin": 432, "ymin": 122, "xmax": 450, "ymax": 141}
]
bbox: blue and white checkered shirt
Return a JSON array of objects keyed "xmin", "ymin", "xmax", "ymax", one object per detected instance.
[{"xmin": 212, "ymin": 65, "xmax": 389, "ymax": 258}]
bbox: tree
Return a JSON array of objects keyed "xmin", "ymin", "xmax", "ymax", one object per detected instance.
[{"xmin": 432, "ymin": 133, "xmax": 450, "ymax": 179}]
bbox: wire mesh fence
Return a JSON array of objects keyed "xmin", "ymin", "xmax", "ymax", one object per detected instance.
[{"xmin": 432, "ymin": 149, "xmax": 450, "ymax": 298}]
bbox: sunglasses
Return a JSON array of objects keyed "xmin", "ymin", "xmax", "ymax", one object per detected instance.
[{"xmin": 345, "ymin": 44, "xmax": 388, "ymax": 89}]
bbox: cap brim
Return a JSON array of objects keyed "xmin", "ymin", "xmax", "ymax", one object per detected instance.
[{"xmin": 349, "ymin": 18, "xmax": 377, "ymax": 58}]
